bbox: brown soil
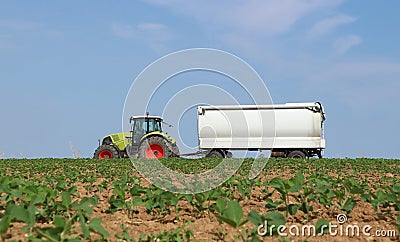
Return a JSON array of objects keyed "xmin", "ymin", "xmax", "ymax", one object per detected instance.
[{"xmin": 4, "ymin": 171, "xmax": 399, "ymax": 242}]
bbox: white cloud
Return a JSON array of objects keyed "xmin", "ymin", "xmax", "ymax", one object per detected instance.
[
  {"xmin": 111, "ymin": 22, "xmax": 173, "ymax": 53},
  {"xmin": 111, "ymin": 24, "xmax": 135, "ymax": 38},
  {"xmin": 309, "ymin": 59, "xmax": 400, "ymax": 105},
  {"xmin": 111, "ymin": 23, "xmax": 170, "ymax": 39},
  {"xmin": 145, "ymin": 0, "xmax": 345, "ymax": 36},
  {"xmin": 137, "ymin": 23, "xmax": 167, "ymax": 31},
  {"xmin": 323, "ymin": 60, "xmax": 400, "ymax": 78},
  {"xmin": 326, "ymin": 61, "xmax": 400, "ymax": 108},
  {"xmin": 0, "ymin": 19, "xmax": 61, "ymax": 50},
  {"xmin": 309, "ymin": 14, "xmax": 357, "ymax": 37},
  {"xmin": 333, "ymin": 35, "xmax": 362, "ymax": 55}
]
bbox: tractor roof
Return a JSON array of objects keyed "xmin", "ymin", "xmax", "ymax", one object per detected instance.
[{"xmin": 130, "ymin": 115, "xmax": 163, "ymax": 120}]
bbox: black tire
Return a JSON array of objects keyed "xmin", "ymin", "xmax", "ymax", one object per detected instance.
[
  {"xmin": 138, "ymin": 136, "xmax": 171, "ymax": 159},
  {"xmin": 206, "ymin": 149, "xmax": 225, "ymax": 158},
  {"xmin": 317, "ymin": 150, "xmax": 322, "ymax": 159},
  {"xmin": 226, "ymin": 151, "xmax": 233, "ymax": 158},
  {"xmin": 287, "ymin": 150, "xmax": 306, "ymax": 159},
  {"xmin": 126, "ymin": 145, "xmax": 137, "ymax": 158},
  {"xmin": 93, "ymin": 144, "xmax": 119, "ymax": 159},
  {"xmin": 170, "ymin": 143, "xmax": 180, "ymax": 157}
]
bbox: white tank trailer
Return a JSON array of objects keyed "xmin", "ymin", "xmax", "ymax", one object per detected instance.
[{"xmin": 197, "ymin": 102, "xmax": 325, "ymax": 158}]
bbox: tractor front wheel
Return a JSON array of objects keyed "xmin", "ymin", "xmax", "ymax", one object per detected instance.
[
  {"xmin": 94, "ymin": 144, "xmax": 119, "ymax": 159},
  {"xmin": 138, "ymin": 136, "xmax": 171, "ymax": 159}
]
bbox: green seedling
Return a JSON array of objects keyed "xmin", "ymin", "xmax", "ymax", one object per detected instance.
[{"xmin": 216, "ymin": 200, "xmax": 247, "ymax": 228}]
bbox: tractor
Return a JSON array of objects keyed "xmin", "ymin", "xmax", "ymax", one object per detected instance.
[{"xmin": 93, "ymin": 114, "xmax": 179, "ymax": 159}]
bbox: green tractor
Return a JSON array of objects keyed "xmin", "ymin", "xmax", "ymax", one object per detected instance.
[{"xmin": 93, "ymin": 115, "xmax": 179, "ymax": 159}]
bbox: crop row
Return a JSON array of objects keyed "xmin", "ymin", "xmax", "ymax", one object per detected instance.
[{"xmin": 0, "ymin": 158, "xmax": 399, "ymax": 241}]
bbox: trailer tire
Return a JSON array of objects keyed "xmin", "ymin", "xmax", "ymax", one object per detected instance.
[
  {"xmin": 317, "ymin": 150, "xmax": 322, "ymax": 159},
  {"xmin": 206, "ymin": 150, "xmax": 225, "ymax": 158},
  {"xmin": 287, "ymin": 150, "xmax": 306, "ymax": 159}
]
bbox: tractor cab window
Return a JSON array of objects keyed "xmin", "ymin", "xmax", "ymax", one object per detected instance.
[
  {"xmin": 151, "ymin": 119, "xmax": 162, "ymax": 132},
  {"xmin": 144, "ymin": 118, "xmax": 162, "ymax": 132},
  {"xmin": 132, "ymin": 118, "xmax": 162, "ymax": 144},
  {"xmin": 132, "ymin": 118, "xmax": 145, "ymax": 144}
]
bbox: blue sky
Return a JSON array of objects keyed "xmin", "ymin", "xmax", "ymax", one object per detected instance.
[{"xmin": 0, "ymin": 1, "xmax": 399, "ymax": 159}]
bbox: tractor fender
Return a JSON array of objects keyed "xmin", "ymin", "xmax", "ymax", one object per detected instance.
[{"xmin": 140, "ymin": 131, "xmax": 176, "ymax": 144}]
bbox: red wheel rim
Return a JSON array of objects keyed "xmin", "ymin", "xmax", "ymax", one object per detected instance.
[
  {"xmin": 145, "ymin": 144, "xmax": 164, "ymax": 159},
  {"xmin": 98, "ymin": 150, "xmax": 113, "ymax": 159}
]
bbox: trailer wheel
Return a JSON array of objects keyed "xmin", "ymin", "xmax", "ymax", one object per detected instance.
[
  {"xmin": 287, "ymin": 150, "xmax": 306, "ymax": 159},
  {"xmin": 94, "ymin": 145, "xmax": 119, "ymax": 159},
  {"xmin": 317, "ymin": 150, "xmax": 322, "ymax": 159},
  {"xmin": 206, "ymin": 150, "xmax": 225, "ymax": 158}
]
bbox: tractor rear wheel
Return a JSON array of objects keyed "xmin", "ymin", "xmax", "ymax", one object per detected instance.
[
  {"xmin": 94, "ymin": 145, "xmax": 119, "ymax": 159},
  {"xmin": 138, "ymin": 136, "xmax": 171, "ymax": 159},
  {"xmin": 170, "ymin": 143, "xmax": 180, "ymax": 157}
]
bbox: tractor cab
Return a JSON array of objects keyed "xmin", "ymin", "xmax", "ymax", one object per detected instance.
[{"xmin": 130, "ymin": 115, "xmax": 163, "ymax": 145}]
